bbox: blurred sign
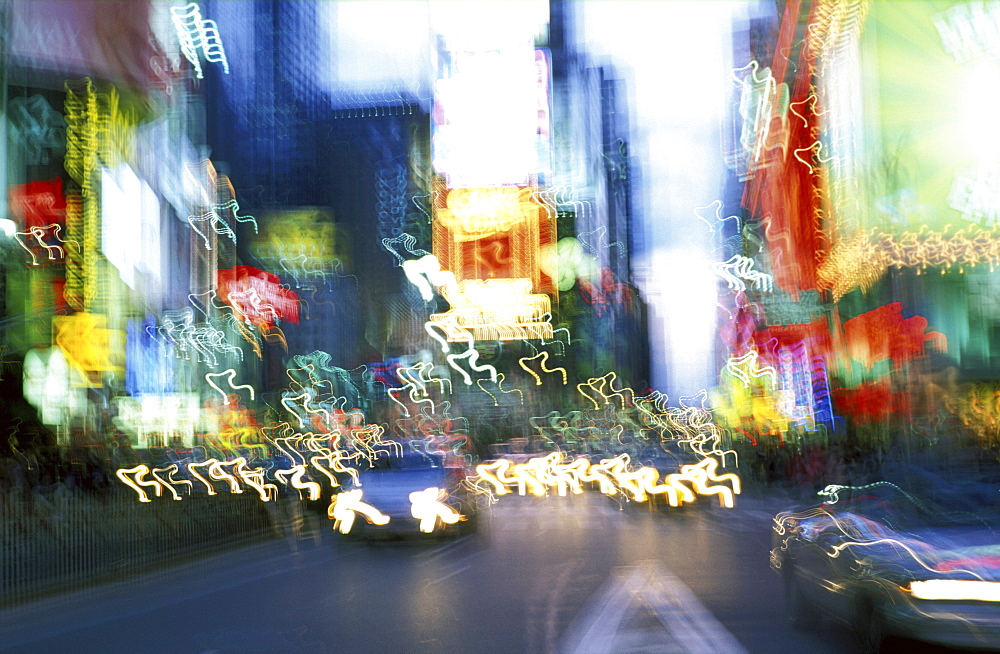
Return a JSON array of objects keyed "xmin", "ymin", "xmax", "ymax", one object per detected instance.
[
  {"xmin": 8, "ymin": 178, "xmax": 66, "ymax": 228},
  {"xmin": 217, "ymin": 265, "xmax": 300, "ymax": 328},
  {"xmin": 432, "ymin": 46, "xmax": 551, "ymax": 187},
  {"xmin": 53, "ymin": 312, "xmax": 124, "ymax": 386}
]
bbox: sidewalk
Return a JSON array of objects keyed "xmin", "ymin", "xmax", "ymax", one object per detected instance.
[{"xmin": 0, "ymin": 536, "xmax": 330, "ymax": 652}]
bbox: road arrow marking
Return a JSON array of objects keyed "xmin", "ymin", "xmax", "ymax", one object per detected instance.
[{"xmin": 560, "ymin": 561, "xmax": 746, "ymax": 654}]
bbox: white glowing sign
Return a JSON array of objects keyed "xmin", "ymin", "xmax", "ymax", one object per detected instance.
[
  {"xmin": 432, "ymin": 47, "xmax": 551, "ymax": 187},
  {"xmin": 112, "ymin": 394, "xmax": 200, "ymax": 448},
  {"xmin": 23, "ymin": 347, "xmax": 88, "ymax": 426},
  {"xmin": 101, "ymin": 164, "xmax": 161, "ymax": 291}
]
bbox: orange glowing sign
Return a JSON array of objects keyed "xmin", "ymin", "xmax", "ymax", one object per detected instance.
[{"xmin": 432, "ymin": 180, "xmax": 555, "ymax": 294}]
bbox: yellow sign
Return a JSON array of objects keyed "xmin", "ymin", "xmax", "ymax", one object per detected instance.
[{"xmin": 53, "ymin": 312, "xmax": 124, "ymax": 386}]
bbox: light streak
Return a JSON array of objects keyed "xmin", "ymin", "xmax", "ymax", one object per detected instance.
[
  {"xmin": 188, "ymin": 459, "xmax": 221, "ymax": 495},
  {"xmin": 328, "ymin": 489, "xmax": 390, "ymax": 534},
  {"xmin": 217, "ymin": 199, "xmax": 257, "ymax": 233},
  {"xmin": 446, "ymin": 339, "xmax": 498, "ymax": 386},
  {"xmin": 387, "ymin": 386, "xmax": 411, "ymax": 417},
  {"xmin": 382, "ymin": 233, "xmax": 430, "ymax": 266},
  {"xmin": 693, "ymin": 200, "xmax": 742, "ymax": 234},
  {"xmin": 204, "ymin": 369, "xmax": 255, "ymax": 405},
  {"xmin": 576, "ymin": 372, "xmax": 633, "ymax": 410},
  {"xmin": 496, "ymin": 373, "xmax": 523, "ymax": 404},
  {"xmin": 208, "ymin": 458, "xmax": 243, "ymax": 494},
  {"xmin": 187, "ymin": 208, "xmax": 236, "ymax": 251},
  {"xmin": 475, "ymin": 459, "xmax": 514, "ymax": 496},
  {"xmin": 170, "ymin": 2, "xmax": 230, "ymax": 80},
  {"xmin": 275, "ymin": 464, "xmax": 321, "ymax": 501},
  {"xmin": 518, "ymin": 351, "xmax": 568, "ymax": 386},
  {"xmin": 469, "ymin": 454, "xmax": 740, "ymax": 507},
  {"xmin": 576, "ymin": 382, "xmax": 604, "ymax": 410},
  {"xmin": 116, "ymin": 465, "xmax": 160, "ymax": 502},
  {"xmin": 909, "ymin": 580, "xmax": 1000, "ymax": 602},
  {"xmin": 715, "ymin": 255, "xmax": 773, "ymax": 293},
  {"xmin": 571, "ymin": 457, "xmax": 617, "ymax": 495},
  {"xmin": 281, "ymin": 391, "xmax": 313, "ymax": 428},
  {"xmin": 308, "ymin": 454, "xmax": 342, "ymax": 490},
  {"xmin": 150, "ymin": 465, "xmax": 188, "ymax": 501},
  {"xmin": 675, "ymin": 458, "xmax": 741, "ymax": 508},
  {"xmin": 724, "ymin": 351, "xmax": 777, "ymax": 388},
  {"xmin": 792, "ymin": 139, "xmax": 832, "ymax": 175},
  {"xmin": 476, "ymin": 378, "xmax": 499, "ymax": 406},
  {"xmin": 816, "ymin": 481, "xmax": 910, "ymax": 506},
  {"xmin": 409, "ymin": 487, "xmax": 464, "ymax": 533},
  {"xmin": 772, "ymin": 506, "xmax": 985, "ymax": 582},
  {"xmin": 729, "ymin": 59, "xmax": 789, "ymax": 179},
  {"xmin": 402, "ymin": 254, "xmax": 456, "ymax": 302},
  {"xmin": 788, "ymin": 93, "xmax": 826, "ymax": 129},
  {"xmin": 235, "ymin": 460, "xmax": 277, "ymax": 501}
]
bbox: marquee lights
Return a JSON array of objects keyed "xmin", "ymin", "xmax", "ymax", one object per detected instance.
[
  {"xmin": 430, "ymin": 278, "xmax": 554, "ymax": 342},
  {"xmin": 818, "ymin": 226, "xmax": 1000, "ymax": 299},
  {"xmin": 435, "ymin": 186, "xmax": 537, "ymax": 239}
]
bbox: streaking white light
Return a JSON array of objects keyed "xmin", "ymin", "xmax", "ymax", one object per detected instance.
[
  {"xmin": 432, "ymin": 45, "xmax": 545, "ymax": 187},
  {"xmin": 579, "ymin": 2, "xmax": 739, "ymax": 392},
  {"xmin": 171, "ymin": 2, "xmax": 229, "ymax": 80},
  {"xmin": 910, "ymin": 579, "xmax": 1000, "ymax": 602},
  {"xmin": 646, "ymin": 248, "xmax": 718, "ymax": 394}
]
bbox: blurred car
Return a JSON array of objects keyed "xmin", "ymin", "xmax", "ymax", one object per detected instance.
[
  {"xmin": 330, "ymin": 451, "xmax": 477, "ymax": 541},
  {"xmin": 771, "ymin": 469, "xmax": 1000, "ymax": 652}
]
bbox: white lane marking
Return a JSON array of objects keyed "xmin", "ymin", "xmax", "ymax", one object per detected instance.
[
  {"xmin": 560, "ymin": 562, "xmax": 747, "ymax": 654},
  {"xmin": 425, "ymin": 564, "xmax": 470, "ymax": 585},
  {"xmin": 415, "ymin": 534, "xmax": 472, "ymax": 560}
]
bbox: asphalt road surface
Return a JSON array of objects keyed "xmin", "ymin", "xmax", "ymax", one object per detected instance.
[{"xmin": 0, "ymin": 491, "xmax": 882, "ymax": 653}]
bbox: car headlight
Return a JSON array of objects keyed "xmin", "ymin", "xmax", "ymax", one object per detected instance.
[{"xmin": 909, "ymin": 579, "xmax": 1000, "ymax": 602}]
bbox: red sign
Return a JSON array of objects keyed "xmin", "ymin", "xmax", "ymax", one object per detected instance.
[
  {"xmin": 217, "ymin": 266, "xmax": 299, "ymax": 329},
  {"xmin": 8, "ymin": 178, "xmax": 66, "ymax": 228}
]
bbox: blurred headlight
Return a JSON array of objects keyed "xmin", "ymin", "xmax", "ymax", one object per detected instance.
[{"xmin": 909, "ymin": 580, "xmax": 1000, "ymax": 602}]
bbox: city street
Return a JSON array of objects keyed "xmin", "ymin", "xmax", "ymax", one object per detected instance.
[{"xmin": 0, "ymin": 492, "xmax": 861, "ymax": 654}]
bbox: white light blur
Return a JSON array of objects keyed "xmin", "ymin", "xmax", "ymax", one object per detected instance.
[
  {"xmin": 962, "ymin": 60, "xmax": 1000, "ymax": 157},
  {"xmin": 910, "ymin": 579, "xmax": 1000, "ymax": 602},
  {"xmin": 645, "ymin": 248, "xmax": 719, "ymax": 395},
  {"xmin": 102, "ymin": 164, "xmax": 162, "ymax": 293},
  {"xmin": 102, "ymin": 165, "xmax": 140, "ymax": 290},
  {"xmin": 577, "ymin": 1, "xmax": 739, "ymax": 394},
  {"xmin": 319, "ymin": 1, "xmax": 547, "ymax": 105},
  {"xmin": 0, "ymin": 218, "xmax": 16, "ymax": 238}
]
